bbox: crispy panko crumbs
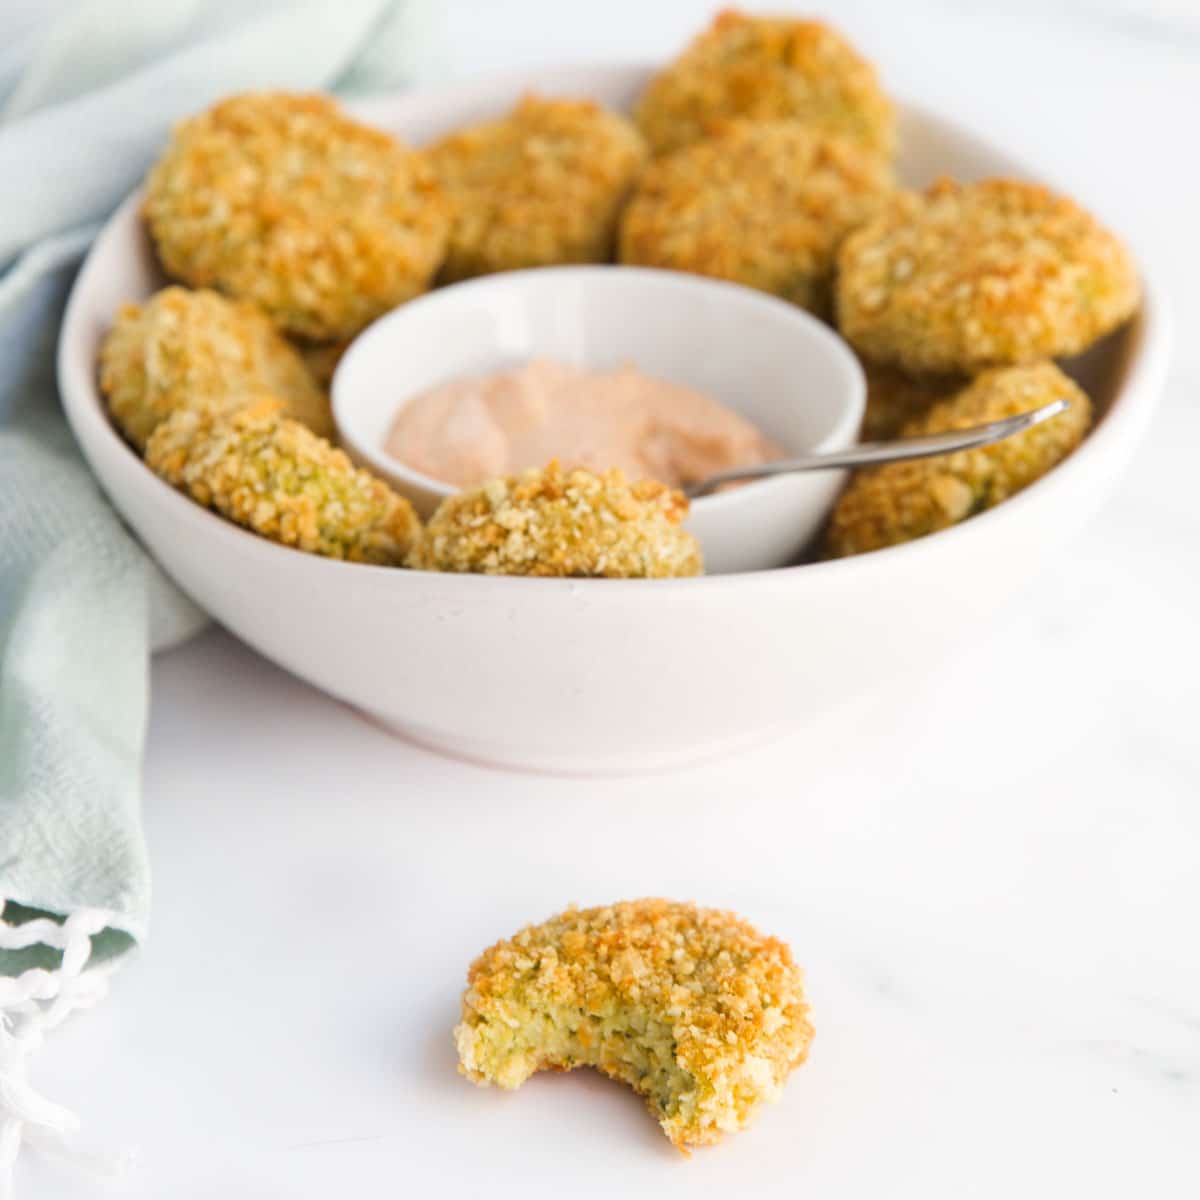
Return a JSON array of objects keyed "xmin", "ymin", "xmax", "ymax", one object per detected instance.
[
  {"xmin": 409, "ymin": 461, "xmax": 702, "ymax": 578},
  {"xmin": 145, "ymin": 397, "xmax": 419, "ymax": 564},
  {"xmin": 825, "ymin": 361, "xmax": 1092, "ymax": 556},
  {"xmin": 455, "ymin": 898, "xmax": 813, "ymax": 1150},
  {"xmin": 836, "ymin": 177, "xmax": 1140, "ymax": 374}
]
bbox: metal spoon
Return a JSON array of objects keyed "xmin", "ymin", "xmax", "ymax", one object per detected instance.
[{"xmin": 684, "ymin": 397, "xmax": 1070, "ymax": 499}]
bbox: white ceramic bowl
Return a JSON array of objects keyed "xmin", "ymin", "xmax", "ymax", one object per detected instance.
[
  {"xmin": 58, "ymin": 63, "xmax": 1170, "ymax": 773},
  {"xmin": 333, "ymin": 265, "xmax": 865, "ymax": 575}
]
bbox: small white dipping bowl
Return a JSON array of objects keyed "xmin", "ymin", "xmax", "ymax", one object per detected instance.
[{"xmin": 332, "ymin": 267, "xmax": 865, "ymax": 575}]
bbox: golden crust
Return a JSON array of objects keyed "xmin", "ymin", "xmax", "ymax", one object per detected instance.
[
  {"xmin": 144, "ymin": 92, "xmax": 451, "ymax": 340},
  {"xmin": 635, "ymin": 10, "xmax": 895, "ymax": 158},
  {"xmin": 620, "ymin": 119, "xmax": 892, "ymax": 312},
  {"xmin": 145, "ymin": 398, "xmax": 420, "ymax": 564},
  {"xmin": 455, "ymin": 898, "xmax": 813, "ymax": 1149},
  {"xmin": 836, "ymin": 177, "xmax": 1141, "ymax": 374},
  {"xmin": 825, "ymin": 362, "xmax": 1092, "ymax": 557},
  {"xmin": 99, "ymin": 286, "xmax": 331, "ymax": 450},
  {"xmin": 409, "ymin": 462, "xmax": 702, "ymax": 578},
  {"xmin": 430, "ymin": 94, "xmax": 647, "ymax": 282},
  {"xmin": 860, "ymin": 361, "xmax": 963, "ymax": 442}
]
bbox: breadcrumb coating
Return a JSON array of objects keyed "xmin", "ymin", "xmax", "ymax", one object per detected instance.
[
  {"xmin": 409, "ymin": 462, "xmax": 702, "ymax": 578},
  {"xmin": 620, "ymin": 119, "xmax": 892, "ymax": 313},
  {"xmin": 99, "ymin": 286, "xmax": 331, "ymax": 450},
  {"xmin": 635, "ymin": 10, "xmax": 895, "ymax": 158},
  {"xmin": 836, "ymin": 177, "xmax": 1141, "ymax": 374},
  {"xmin": 860, "ymin": 360, "xmax": 963, "ymax": 442},
  {"xmin": 145, "ymin": 398, "xmax": 419, "ymax": 564},
  {"xmin": 430, "ymin": 94, "xmax": 647, "ymax": 282},
  {"xmin": 455, "ymin": 899, "xmax": 813, "ymax": 1150},
  {"xmin": 825, "ymin": 362, "xmax": 1092, "ymax": 557},
  {"xmin": 144, "ymin": 92, "xmax": 451, "ymax": 340}
]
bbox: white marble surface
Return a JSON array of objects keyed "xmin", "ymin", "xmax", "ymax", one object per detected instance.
[{"xmin": 28, "ymin": 1, "xmax": 1200, "ymax": 1195}]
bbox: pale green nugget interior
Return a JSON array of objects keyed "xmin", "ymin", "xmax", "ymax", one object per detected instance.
[{"xmin": 454, "ymin": 899, "xmax": 814, "ymax": 1148}]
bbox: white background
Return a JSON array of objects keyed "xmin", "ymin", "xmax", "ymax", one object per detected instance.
[{"xmin": 29, "ymin": 1, "xmax": 1200, "ymax": 1196}]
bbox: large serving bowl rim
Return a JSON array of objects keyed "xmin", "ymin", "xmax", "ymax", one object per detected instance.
[{"xmin": 57, "ymin": 62, "xmax": 1171, "ymax": 597}]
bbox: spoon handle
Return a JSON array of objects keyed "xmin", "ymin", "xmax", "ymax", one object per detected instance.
[{"xmin": 684, "ymin": 397, "xmax": 1071, "ymax": 498}]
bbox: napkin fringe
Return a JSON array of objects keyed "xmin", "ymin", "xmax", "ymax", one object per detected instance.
[{"xmin": 0, "ymin": 901, "xmax": 129, "ymax": 1198}]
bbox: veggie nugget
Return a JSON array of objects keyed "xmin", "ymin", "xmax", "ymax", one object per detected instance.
[
  {"xmin": 455, "ymin": 898, "xmax": 813, "ymax": 1150},
  {"xmin": 145, "ymin": 399, "xmax": 419, "ymax": 564},
  {"xmin": 100, "ymin": 286, "xmax": 331, "ymax": 450},
  {"xmin": 144, "ymin": 92, "xmax": 451, "ymax": 340},
  {"xmin": 409, "ymin": 462, "xmax": 702, "ymax": 578},
  {"xmin": 825, "ymin": 362, "xmax": 1092, "ymax": 557},
  {"xmin": 836, "ymin": 178, "xmax": 1140, "ymax": 374},
  {"xmin": 430, "ymin": 95, "xmax": 646, "ymax": 282},
  {"xmin": 635, "ymin": 10, "xmax": 895, "ymax": 158},
  {"xmin": 620, "ymin": 119, "xmax": 892, "ymax": 313}
]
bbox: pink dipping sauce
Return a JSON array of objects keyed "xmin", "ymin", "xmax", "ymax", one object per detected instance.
[{"xmin": 383, "ymin": 359, "xmax": 782, "ymax": 488}]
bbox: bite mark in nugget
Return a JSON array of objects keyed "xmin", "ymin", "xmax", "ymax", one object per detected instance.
[{"xmin": 456, "ymin": 899, "xmax": 813, "ymax": 1150}]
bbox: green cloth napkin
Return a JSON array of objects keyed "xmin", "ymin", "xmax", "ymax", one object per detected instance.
[{"xmin": 0, "ymin": 0, "xmax": 438, "ymax": 1189}]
